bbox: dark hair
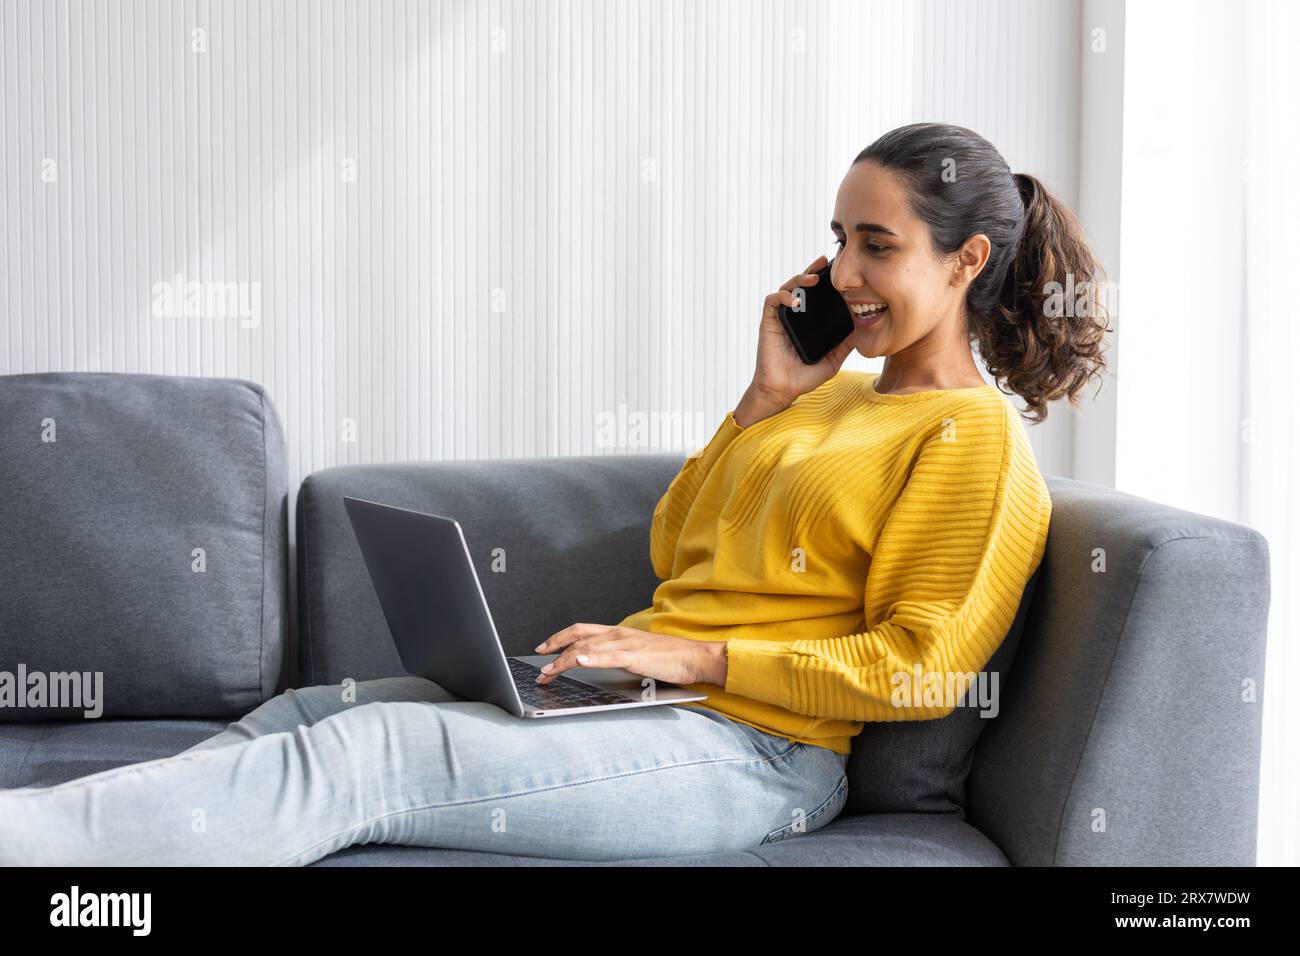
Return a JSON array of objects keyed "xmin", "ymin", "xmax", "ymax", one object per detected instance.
[{"xmin": 855, "ymin": 122, "xmax": 1110, "ymax": 423}]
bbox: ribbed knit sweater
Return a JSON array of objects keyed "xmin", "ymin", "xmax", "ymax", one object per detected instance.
[{"xmin": 617, "ymin": 369, "xmax": 1052, "ymax": 756}]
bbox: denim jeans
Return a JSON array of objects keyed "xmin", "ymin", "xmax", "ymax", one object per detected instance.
[{"xmin": 0, "ymin": 676, "xmax": 850, "ymax": 865}]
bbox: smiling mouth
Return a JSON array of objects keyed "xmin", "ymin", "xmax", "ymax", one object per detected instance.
[{"xmin": 850, "ymin": 304, "xmax": 888, "ymax": 326}]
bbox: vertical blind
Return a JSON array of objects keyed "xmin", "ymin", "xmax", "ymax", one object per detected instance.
[{"xmin": 0, "ymin": 0, "xmax": 1082, "ymax": 503}]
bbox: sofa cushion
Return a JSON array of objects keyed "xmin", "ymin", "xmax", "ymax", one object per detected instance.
[
  {"xmin": 309, "ymin": 812, "xmax": 1008, "ymax": 866},
  {"xmin": 0, "ymin": 373, "xmax": 289, "ymax": 720},
  {"xmin": 0, "ymin": 717, "xmax": 229, "ymax": 788}
]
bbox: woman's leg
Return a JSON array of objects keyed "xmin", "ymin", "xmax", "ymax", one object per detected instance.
[
  {"xmin": 0, "ymin": 686, "xmax": 849, "ymax": 866},
  {"xmin": 177, "ymin": 676, "xmax": 464, "ymax": 753}
]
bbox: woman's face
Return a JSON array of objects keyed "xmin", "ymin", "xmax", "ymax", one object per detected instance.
[{"xmin": 829, "ymin": 160, "xmax": 973, "ymax": 359}]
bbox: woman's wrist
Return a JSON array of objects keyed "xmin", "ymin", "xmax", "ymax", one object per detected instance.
[{"xmin": 696, "ymin": 640, "xmax": 729, "ymax": 686}]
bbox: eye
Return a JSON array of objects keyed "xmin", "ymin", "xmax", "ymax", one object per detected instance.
[{"xmin": 832, "ymin": 236, "xmax": 889, "ymax": 255}]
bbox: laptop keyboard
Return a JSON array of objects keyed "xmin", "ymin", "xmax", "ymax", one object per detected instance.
[{"xmin": 507, "ymin": 657, "xmax": 635, "ymax": 711}]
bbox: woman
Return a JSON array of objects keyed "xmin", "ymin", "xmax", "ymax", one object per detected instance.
[{"xmin": 0, "ymin": 122, "xmax": 1108, "ymax": 865}]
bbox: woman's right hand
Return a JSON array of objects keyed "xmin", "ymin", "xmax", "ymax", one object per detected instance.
[{"xmin": 736, "ymin": 254, "xmax": 857, "ymax": 427}]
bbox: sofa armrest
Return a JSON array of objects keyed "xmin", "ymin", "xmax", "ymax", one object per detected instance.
[{"xmin": 968, "ymin": 477, "xmax": 1270, "ymax": 866}]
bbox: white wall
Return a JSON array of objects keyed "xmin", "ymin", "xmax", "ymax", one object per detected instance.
[
  {"xmin": 1074, "ymin": 0, "xmax": 1124, "ymax": 487},
  {"xmin": 1117, "ymin": 0, "xmax": 1248, "ymax": 514},
  {"xmin": 1, "ymin": 0, "xmax": 1086, "ymax": 512}
]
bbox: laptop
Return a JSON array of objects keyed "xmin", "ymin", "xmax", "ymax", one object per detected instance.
[{"xmin": 342, "ymin": 496, "xmax": 710, "ymax": 718}]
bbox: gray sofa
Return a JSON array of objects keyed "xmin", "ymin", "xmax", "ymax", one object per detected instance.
[{"xmin": 0, "ymin": 373, "xmax": 1270, "ymax": 866}]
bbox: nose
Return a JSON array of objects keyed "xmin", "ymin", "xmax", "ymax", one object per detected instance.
[{"xmin": 830, "ymin": 253, "xmax": 863, "ymax": 293}]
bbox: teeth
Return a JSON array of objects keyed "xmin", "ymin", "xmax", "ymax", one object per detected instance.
[{"xmin": 851, "ymin": 303, "xmax": 887, "ymax": 315}]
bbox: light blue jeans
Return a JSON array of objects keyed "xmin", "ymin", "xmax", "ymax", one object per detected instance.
[{"xmin": 0, "ymin": 676, "xmax": 850, "ymax": 865}]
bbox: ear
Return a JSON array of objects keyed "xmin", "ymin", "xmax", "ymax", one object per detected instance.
[{"xmin": 952, "ymin": 234, "xmax": 992, "ymax": 286}]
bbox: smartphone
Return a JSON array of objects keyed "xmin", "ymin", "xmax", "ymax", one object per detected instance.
[{"xmin": 776, "ymin": 257, "xmax": 854, "ymax": 364}]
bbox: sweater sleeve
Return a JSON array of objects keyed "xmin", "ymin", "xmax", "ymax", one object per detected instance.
[
  {"xmin": 649, "ymin": 410, "xmax": 745, "ymax": 580},
  {"xmin": 721, "ymin": 411, "xmax": 1050, "ymax": 722}
]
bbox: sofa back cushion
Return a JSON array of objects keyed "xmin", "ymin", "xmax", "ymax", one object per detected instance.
[
  {"xmin": 295, "ymin": 456, "xmax": 671, "ymax": 686},
  {"xmin": 0, "ymin": 372, "xmax": 289, "ymax": 720}
]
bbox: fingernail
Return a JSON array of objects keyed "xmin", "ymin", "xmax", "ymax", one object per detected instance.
[
  {"xmin": 540, "ymin": 662, "xmax": 552, "ymax": 672},
  {"xmin": 535, "ymin": 675, "xmax": 544, "ymax": 683},
  {"xmin": 534, "ymin": 644, "xmax": 544, "ymax": 652},
  {"xmin": 577, "ymin": 655, "xmax": 590, "ymax": 664}
]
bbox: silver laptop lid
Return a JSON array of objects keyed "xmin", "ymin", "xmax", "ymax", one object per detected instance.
[{"xmin": 342, "ymin": 496, "xmax": 524, "ymax": 716}]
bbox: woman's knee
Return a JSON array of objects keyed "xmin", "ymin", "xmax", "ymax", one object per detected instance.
[
  {"xmin": 346, "ymin": 675, "xmax": 462, "ymax": 705},
  {"xmin": 252, "ymin": 676, "xmax": 457, "ymax": 731}
]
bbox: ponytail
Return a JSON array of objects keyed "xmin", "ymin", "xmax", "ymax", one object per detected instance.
[{"xmin": 983, "ymin": 172, "xmax": 1110, "ymax": 423}]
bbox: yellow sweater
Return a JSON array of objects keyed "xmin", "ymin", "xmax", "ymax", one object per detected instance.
[{"xmin": 617, "ymin": 369, "xmax": 1052, "ymax": 756}]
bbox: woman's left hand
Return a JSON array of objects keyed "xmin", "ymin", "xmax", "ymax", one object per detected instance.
[{"xmin": 533, "ymin": 624, "xmax": 727, "ymax": 688}]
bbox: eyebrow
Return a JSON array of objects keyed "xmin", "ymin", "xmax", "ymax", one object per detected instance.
[{"xmin": 829, "ymin": 220, "xmax": 899, "ymax": 237}]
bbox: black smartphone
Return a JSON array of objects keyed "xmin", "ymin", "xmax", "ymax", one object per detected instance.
[{"xmin": 776, "ymin": 257, "xmax": 854, "ymax": 364}]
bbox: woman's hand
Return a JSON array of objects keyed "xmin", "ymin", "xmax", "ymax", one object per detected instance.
[
  {"xmin": 533, "ymin": 624, "xmax": 727, "ymax": 689},
  {"xmin": 739, "ymin": 254, "xmax": 857, "ymax": 426}
]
